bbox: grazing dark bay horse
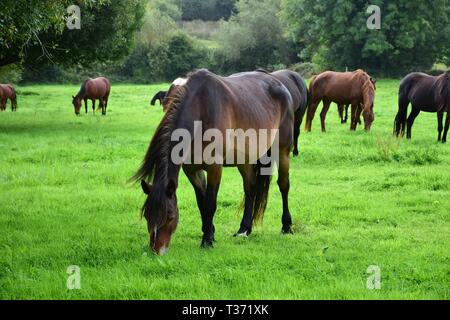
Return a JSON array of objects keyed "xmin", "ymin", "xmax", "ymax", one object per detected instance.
[
  {"xmin": 72, "ymin": 77, "xmax": 111, "ymax": 115},
  {"xmin": 394, "ymin": 72, "xmax": 450, "ymax": 143},
  {"xmin": 306, "ymin": 70, "xmax": 376, "ymax": 132},
  {"xmin": 150, "ymin": 78, "xmax": 187, "ymax": 112},
  {"xmin": 132, "ymin": 69, "xmax": 296, "ymax": 255},
  {"xmin": 270, "ymin": 70, "xmax": 309, "ymax": 156},
  {"xmin": 0, "ymin": 84, "xmax": 18, "ymax": 112}
]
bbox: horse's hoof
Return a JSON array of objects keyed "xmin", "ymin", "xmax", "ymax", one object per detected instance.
[
  {"xmin": 234, "ymin": 231, "xmax": 249, "ymax": 238},
  {"xmin": 281, "ymin": 226, "xmax": 294, "ymax": 235},
  {"xmin": 200, "ymin": 238, "xmax": 214, "ymax": 249}
]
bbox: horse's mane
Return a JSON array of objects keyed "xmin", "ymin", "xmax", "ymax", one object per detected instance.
[
  {"xmin": 131, "ymin": 69, "xmax": 210, "ymax": 225},
  {"xmin": 77, "ymin": 79, "xmax": 90, "ymax": 99}
]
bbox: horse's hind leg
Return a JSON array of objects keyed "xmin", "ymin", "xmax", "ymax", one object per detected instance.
[
  {"xmin": 99, "ymin": 99, "xmax": 105, "ymax": 116},
  {"xmin": 442, "ymin": 112, "xmax": 450, "ymax": 144},
  {"xmin": 406, "ymin": 107, "xmax": 420, "ymax": 139},
  {"xmin": 278, "ymin": 149, "xmax": 293, "ymax": 234},
  {"xmin": 235, "ymin": 165, "xmax": 257, "ymax": 237},
  {"xmin": 437, "ymin": 112, "xmax": 444, "ymax": 142},
  {"xmin": 320, "ymin": 99, "xmax": 331, "ymax": 132}
]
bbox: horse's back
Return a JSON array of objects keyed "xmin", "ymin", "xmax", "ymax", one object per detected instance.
[
  {"xmin": 271, "ymin": 70, "xmax": 308, "ymax": 112},
  {"xmin": 85, "ymin": 77, "xmax": 110, "ymax": 98},
  {"xmin": 312, "ymin": 71, "xmax": 365, "ymax": 103},
  {"xmin": 400, "ymin": 73, "xmax": 439, "ymax": 111}
]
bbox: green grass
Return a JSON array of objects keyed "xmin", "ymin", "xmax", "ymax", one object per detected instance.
[{"xmin": 0, "ymin": 80, "xmax": 449, "ymax": 300}]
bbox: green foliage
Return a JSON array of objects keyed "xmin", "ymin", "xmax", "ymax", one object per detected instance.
[
  {"xmin": 0, "ymin": 0, "xmax": 108, "ymax": 66},
  {"xmin": 282, "ymin": 0, "xmax": 450, "ymax": 76},
  {"xmin": 0, "ymin": 63, "xmax": 23, "ymax": 83},
  {"xmin": 290, "ymin": 62, "xmax": 321, "ymax": 78},
  {"xmin": 173, "ymin": 0, "xmax": 236, "ymax": 21},
  {"xmin": 0, "ymin": 80, "xmax": 449, "ymax": 299},
  {"xmin": 214, "ymin": 0, "xmax": 295, "ymax": 72},
  {"xmin": 0, "ymin": 0, "xmax": 146, "ymax": 69}
]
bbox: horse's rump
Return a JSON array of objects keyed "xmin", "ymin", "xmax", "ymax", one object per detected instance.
[{"xmin": 83, "ymin": 77, "xmax": 111, "ymax": 99}]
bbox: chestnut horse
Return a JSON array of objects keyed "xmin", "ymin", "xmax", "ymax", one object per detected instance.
[
  {"xmin": 306, "ymin": 70, "xmax": 376, "ymax": 132},
  {"xmin": 72, "ymin": 77, "xmax": 111, "ymax": 115},
  {"xmin": 394, "ymin": 72, "xmax": 450, "ymax": 143},
  {"xmin": 132, "ymin": 69, "xmax": 296, "ymax": 255},
  {"xmin": 150, "ymin": 78, "xmax": 187, "ymax": 112},
  {"xmin": 0, "ymin": 84, "xmax": 18, "ymax": 112}
]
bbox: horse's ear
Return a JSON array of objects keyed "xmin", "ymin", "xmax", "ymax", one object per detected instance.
[
  {"xmin": 141, "ymin": 180, "xmax": 152, "ymax": 195},
  {"xmin": 166, "ymin": 179, "xmax": 177, "ymax": 197}
]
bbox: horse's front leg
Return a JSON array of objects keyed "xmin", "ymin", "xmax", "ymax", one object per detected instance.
[
  {"xmin": 235, "ymin": 165, "xmax": 256, "ymax": 237},
  {"xmin": 183, "ymin": 166, "xmax": 213, "ymax": 241},
  {"xmin": 320, "ymin": 99, "xmax": 331, "ymax": 132},
  {"xmin": 338, "ymin": 104, "xmax": 345, "ymax": 124},
  {"xmin": 84, "ymin": 99, "xmax": 88, "ymax": 114},
  {"xmin": 201, "ymin": 165, "xmax": 222, "ymax": 248},
  {"xmin": 92, "ymin": 99, "xmax": 96, "ymax": 115},
  {"xmin": 278, "ymin": 150, "xmax": 293, "ymax": 234},
  {"xmin": 350, "ymin": 104, "xmax": 362, "ymax": 131}
]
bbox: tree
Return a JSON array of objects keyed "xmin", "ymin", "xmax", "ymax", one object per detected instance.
[
  {"xmin": 0, "ymin": 0, "xmax": 145, "ymax": 67},
  {"xmin": 282, "ymin": 0, "xmax": 450, "ymax": 76},
  {"xmin": 214, "ymin": 0, "xmax": 292, "ymax": 72},
  {"xmin": 173, "ymin": 0, "xmax": 236, "ymax": 21}
]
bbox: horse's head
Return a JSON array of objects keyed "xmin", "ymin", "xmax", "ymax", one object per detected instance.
[
  {"xmin": 362, "ymin": 78, "xmax": 376, "ymax": 131},
  {"xmin": 72, "ymin": 95, "xmax": 82, "ymax": 115},
  {"xmin": 140, "ymin": 179, "xmax": 179, "ymax": 255}
]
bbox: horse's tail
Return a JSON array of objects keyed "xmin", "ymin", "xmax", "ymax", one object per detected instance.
[
  {"xmin": 252, "ymin": 160, "xmax": 272, "ymax": 224},
  {"xmin": 394, "ymin": 80, "xmax": 410, "ymax": 136}
]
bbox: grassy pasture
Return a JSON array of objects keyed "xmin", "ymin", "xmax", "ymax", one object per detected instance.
[{"xmin": 0, "ymin": 80, "xmax": 449, "ymax": 300}]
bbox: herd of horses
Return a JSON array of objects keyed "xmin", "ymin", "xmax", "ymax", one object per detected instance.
[
  {"xmin": 1, "ymin": 69, "xmax": 448, "ymax": 255},
  {"xmin": 141, "ymin": 69, "xmax": 449, "ymax": 254}
]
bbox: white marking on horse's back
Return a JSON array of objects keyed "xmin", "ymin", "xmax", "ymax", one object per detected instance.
[{"xmin": 172, "ymin": 78, "xmax": 187, "ymax": 86}]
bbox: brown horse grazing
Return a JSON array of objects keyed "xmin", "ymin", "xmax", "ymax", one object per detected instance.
[
  {"xmin": 72, "ymin": 77, "xmax": 111, "ymax": 116},
  {"xmin": 306, "ymin": 70, "xmax": 376, "ymax": 132},
  {"xmin": 132, "ymin": 69, "xmax": 296, "ymax": 255},
  {"xmin": 394, "ymin": 72, "xmax": 450, "ymax": 143},
  {"xmin": 0, "ymin": 84, "xmax": 18, "ymax": 112},
  {"xmin": 150, "ymin": 78, "xmax": 187, "ymax": 112}
]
